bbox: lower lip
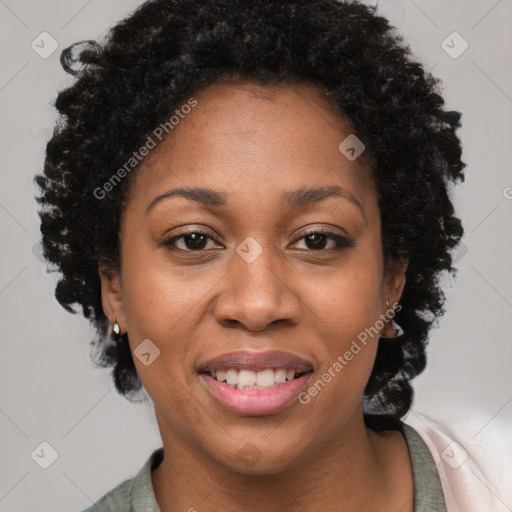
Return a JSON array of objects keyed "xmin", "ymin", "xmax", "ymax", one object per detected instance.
[{"xmin": 199, "ymin": 372, "xmax": 312, "ymax": 416}]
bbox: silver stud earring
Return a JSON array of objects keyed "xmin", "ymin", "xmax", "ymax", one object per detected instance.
[
  {"xmin": 110, "ymin": 316, "xmax": 122, "ymax": 342},
  {"xmin": 381, "ymin": 297, "xmax": 404, "ymax": 339}
]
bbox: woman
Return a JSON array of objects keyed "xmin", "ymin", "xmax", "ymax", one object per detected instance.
[{"xmin": 34, "ymin": 0, "xmax": 475, "ymax": 510}]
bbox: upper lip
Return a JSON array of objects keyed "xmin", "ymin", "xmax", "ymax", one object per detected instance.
[{"xmin": 198, "ymin": 350, "xmax": 314, "ymax": 373}]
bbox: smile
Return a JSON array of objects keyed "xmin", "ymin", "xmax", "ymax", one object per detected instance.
[
  {"xmin": 199, "ymin": 371, "xmax": 313, "ymax": 415},
  {"xmin": 205, "ymin": 367, "xmax": 309, "ymax": 390},
  {"xmin": 197, "ymin": 349, "xmax": 315, "ymax": 415}
]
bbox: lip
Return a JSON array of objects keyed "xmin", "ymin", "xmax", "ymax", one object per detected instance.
[
  {"xmin": 197, "ymin": 349, "xmax": 314, "ymax": 373},
  {"xmin": 199, "ymin": 372, "xmax": 313, "ymax": 415},
  {"xmin": 197, "ymin": 350, "xmax": 314, "ymax": 416}
]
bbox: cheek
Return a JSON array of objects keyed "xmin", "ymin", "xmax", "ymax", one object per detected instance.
[
  {"xmin": 305, "ymin": 254, "xmax": 383, "ymax": 344},
  {"xmin": 120, "ymin": 240, "xmax": 213, "ymax": 342},
  {"xmin": 117, "ymin": 246, "xmax": 205, "ymax": 388},
  {"xmin": 118, "ymin": 257, "xmax": 205, "ymax": 427},
  {"xmin": 298, "ymin": 251, "xmax": 383, "ymax": 400}
]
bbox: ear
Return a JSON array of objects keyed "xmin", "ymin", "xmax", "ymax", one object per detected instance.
[
  {"xmin": 383, "ymin": 256, "xmax": 408, "ymax": 309},
  {"xmin": 99, "ymin": 264, "xmax": 126, "ymax": 333}
]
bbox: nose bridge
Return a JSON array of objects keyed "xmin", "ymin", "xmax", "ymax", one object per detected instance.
[{"xmin": 213, "ymin": 237, "xmax": 300, "ymax": 330}]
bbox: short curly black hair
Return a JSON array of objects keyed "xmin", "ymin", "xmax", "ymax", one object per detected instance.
[{"xmin": 34, "ymin": 0, "xmax": 465, "ymax": 417}]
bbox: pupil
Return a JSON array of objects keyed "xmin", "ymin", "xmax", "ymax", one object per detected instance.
[
  {"xmin": 307, "ymin": 233, "xmax": 326, "ymax": 250},
  {"xmin": 185, "ymin": 233, "xmax": 207, "ymax": 250}
]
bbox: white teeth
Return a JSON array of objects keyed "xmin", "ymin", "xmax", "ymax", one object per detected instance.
[
  {"xmin": 225, "ymin": 369, "xmax": 238, "ymax": 385},
  {"xmin": 275, "ymin": 368, "xmax": 287, "ymax": 383},
  {"xmin": 211, "ymin": 367, "xmax": 304, "ymax": 389},
  {"xmin": 256, "ymin": 369, "xmax": 275, "ymax": 387},
  {"xmin": 215, "ymin": 369, "xmax": 226, "ymax": 382},
  {"xmin": 238, "ymin": 370, "xmax": 256, "ymax": 389}
]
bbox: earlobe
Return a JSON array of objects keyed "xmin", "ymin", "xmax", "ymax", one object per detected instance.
[
  {"xmin": 380, "ymin": 257, "xmax": 408, "ymax": 339},
  {"xmin": 385, "ymin": 257, "xmax": 408, "ymax": 307},
  {"xmin": 98, "ymin": 265, "xmax": 126, "ymax": 330}
]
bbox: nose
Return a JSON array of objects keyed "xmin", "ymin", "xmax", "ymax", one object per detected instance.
[{"xmin": 213, "ymin": 245, "xmax": 302, "ymax": 332}]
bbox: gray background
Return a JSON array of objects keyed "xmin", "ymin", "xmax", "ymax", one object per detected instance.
[{"xmin": 0, "ymin": 0, "xmax": 511, "ymax": 510}]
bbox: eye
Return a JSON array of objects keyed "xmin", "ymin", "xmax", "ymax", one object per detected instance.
[
  {"xmin": 162, "ymin": 228, "xmax": 354, "ymax": 253},
  {"xmin": 292, "ymin": 229, "xmax": 354, "ymax": 251},
  {"xmin": 162, "ymin": 229, "xmax": 220, "ymax": 251}
]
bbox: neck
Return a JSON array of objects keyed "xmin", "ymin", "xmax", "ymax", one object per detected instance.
[{"xmin": 151, "ymin": 408, "xmax": 414, "ymax": 512}]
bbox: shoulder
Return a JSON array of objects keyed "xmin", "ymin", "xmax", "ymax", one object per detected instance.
[
  {"xmin": 403, "ymin": 412, "xmax": 512, "ymax": 512},
  {"xmin": 80, "ymin": 477, "xmax": 134, "ymax": 512},
  {"xmin": 80, "ymin": 447, "xmax": 164, "ymax": 512},
  {"xmin": 366, "ymin": 412, "xmax": 447, "ymax": 510}
]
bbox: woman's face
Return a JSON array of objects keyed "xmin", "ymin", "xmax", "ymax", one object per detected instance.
[{"xmin": 100, "ymin": 80, "xmax": 406, "ymax": 473}]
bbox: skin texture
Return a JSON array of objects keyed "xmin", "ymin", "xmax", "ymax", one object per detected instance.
[{"xmin": 99, "ymin": 81, "xmax": 412, "ymax": 512}]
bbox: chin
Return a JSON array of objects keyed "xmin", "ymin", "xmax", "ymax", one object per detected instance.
[{"xmin": 207, "ymin": 439, "xmax": 309, "ymax": 476}]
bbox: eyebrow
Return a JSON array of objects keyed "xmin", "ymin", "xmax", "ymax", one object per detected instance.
[{"xmin": 145, "ymin": 185, "xmax": 364, "ymax": 216}]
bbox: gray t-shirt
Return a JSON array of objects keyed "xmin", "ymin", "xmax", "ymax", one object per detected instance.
[{"xmin": 82, "ymin": 421, "xmax": 447, "ymax": 511}]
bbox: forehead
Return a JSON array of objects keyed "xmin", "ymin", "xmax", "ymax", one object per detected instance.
[{"xmin": 125, "ymin": 80, "xmax": 376, "ymax": 216}]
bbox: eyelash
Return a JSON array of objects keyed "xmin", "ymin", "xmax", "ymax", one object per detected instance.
[{"xmin": 162, "ymin": 228, "xmax": 354, "ymax": 253}]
